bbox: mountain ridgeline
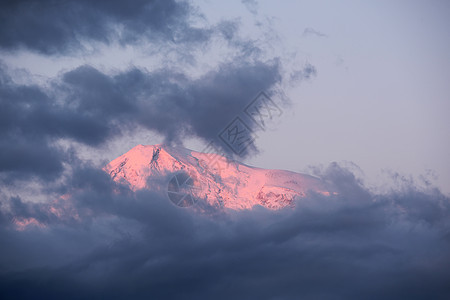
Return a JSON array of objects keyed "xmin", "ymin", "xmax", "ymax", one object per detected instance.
[{"xmin": 105, "ymin": 144, "xmax": 332, "ymax": 210}]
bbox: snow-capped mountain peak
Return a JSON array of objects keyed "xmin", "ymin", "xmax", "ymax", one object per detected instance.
[{"xmin": 105, "ymin": 144, "xmax": 331, "ymax": 210}]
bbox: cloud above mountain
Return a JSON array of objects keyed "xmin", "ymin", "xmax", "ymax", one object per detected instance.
[
  {"xmin": 0, "ymin": 0, "xmax": 209, "ymax": 55},
  {"xmin": 0, "ymin": 0, "xmax": 304, "ymax": 184},
  {"xmin": 0, "ymin": 57, "xmax": 282, "ymax": 182}
]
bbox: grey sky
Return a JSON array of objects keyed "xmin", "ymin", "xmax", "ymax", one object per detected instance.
[
  {"xmin": 202, "ymin": 0, "xmax": 450, "ymax": 193},
  {"xmin": 1, "ymin": 1, "xmax": 448, "ymax": 193}
]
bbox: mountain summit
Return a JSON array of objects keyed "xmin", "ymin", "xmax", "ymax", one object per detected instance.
[{"xmin": 104, "ymin": 144, "xmax": 331, "ymax": 210}]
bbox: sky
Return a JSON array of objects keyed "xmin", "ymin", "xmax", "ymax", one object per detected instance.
[
  {"xmin": 2, "ymin": 0, "xmax": 449, "ymax": 193},
  {"xmin": 0, "ymin": 0, "xmax": 449, "ymax": 299}
]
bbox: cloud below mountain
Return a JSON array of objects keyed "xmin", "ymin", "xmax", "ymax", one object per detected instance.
[{"xmin": 0, "ymin": 162, "xmax": 449, "ymax": 299}]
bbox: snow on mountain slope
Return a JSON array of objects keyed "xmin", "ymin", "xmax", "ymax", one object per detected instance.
[{"xmin": 104, "ymin": 144, "xmax": 331, "ymax": 210}]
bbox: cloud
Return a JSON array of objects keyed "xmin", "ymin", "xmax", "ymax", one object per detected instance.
[
  {"xmin": 302, "ymin": 27, "xmax": 327, "ymax": 38},
  {"xmin": 0, "ymin": 65, "xmax": 113, "ymax": 181},
  {"xmin": 0, "ymin": 0, "xmax": 210, "ymax": 55},
  {"xmin": 0, "ymin": 56, "xmax": 283, "ymax": 182},
  {"xmin": 0, "ymin": 1, "xmax": 448, "ymax": 299},
  {"xmin": 63, "ymin": 59, "xmax": 282, "ymax": 150},
  {"xmin": 242, "ymin": 0, "xmax": 259, "ymax": 15},
  {"xmin": 0, "ymin": 0, "xmax": 317, "ymax": 185},
  {"xmin": 0, "ymin": 163, "xmax": 449, "ymax": 299},
  {"xmin": 290, "ymin": 63, "xmax": 317, "ymax": 83}
]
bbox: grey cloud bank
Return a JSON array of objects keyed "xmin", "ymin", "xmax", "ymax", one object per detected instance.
[
  {"xmin": 0, "ymin": 0, "xmax": 206, "ymax": 54},
  {"xmin": 0, "ymin": 163, "xmax": 449, "ymax": 299},
  {"xmin": 0, "ymin": 58, "xmax": 281, "ymax": 182}
]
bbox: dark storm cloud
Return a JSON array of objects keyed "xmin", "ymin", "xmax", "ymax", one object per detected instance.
[
  {"xmin": 63, "ymin": 59, "xmax": 281, "ymax": 148},
  {"xmin": 0, "ymin": 57, "xmax": 282, "ymax": 181},
  {"xmin": 0, "ymin": 65, "xmax": 114, "ymax": 181},
  {"xmin": 0, "ymin": 0, "xmax": 209, "ymax": 55},
  {"xmin": 0, "ymin": 0, "xmax": 297, "ymax": 182},
  {"xmin": 0, "ymin": 163, "xmax": 449, "ymax": 299}
]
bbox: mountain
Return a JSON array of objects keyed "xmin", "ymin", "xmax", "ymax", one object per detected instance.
[{"xmin": 104, "ymin": 144, "xmax": 331, "ymax": 210}]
